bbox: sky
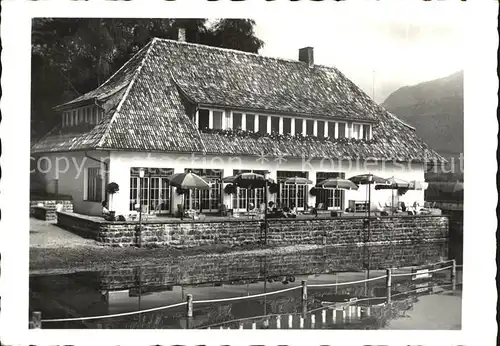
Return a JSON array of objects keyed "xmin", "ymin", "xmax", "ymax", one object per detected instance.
[{"xmin": 253, "ymin": 4, "xmax": 465, "ymax": 103}]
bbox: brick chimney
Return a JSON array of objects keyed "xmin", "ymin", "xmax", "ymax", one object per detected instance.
[
  {"xmin": 299, "ymin": 47, "xmax": 314, "ymax": 67},
  {"xmin": 177, "ymin": 27, "xmax": 186, "ymax": 42}
]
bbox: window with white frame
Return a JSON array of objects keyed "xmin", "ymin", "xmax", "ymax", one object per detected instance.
[
  {"xmin": 233, "ymin": 112, "xmax": 243, "ymax": 130},
  {"xmin": 258, "ymin": 115, "xmax": 268, "ymax": 134},
  {"xmin": 246, "ymin": 113, "xmax": 255, "ymax": 132},
  {"xmin": 198, "ymin": 109, "xmax": 209, "ymax": 130},
  {"xmin": 306, "ymin": 119, "xmax": 314, "ymax": 136},
  {"xmin": 352, "ymin": 123, "xmax": 362, "ymax": 139},
  {"xmin": 295, "ymin": 118, "xmax": 303, "ymax": 135},
  {"xmin": 338, "ymin": 122, "xmax": 346, "ymax": 138},
  {"xmin": 328, "ymin": 121, "xmax": 336, "ymax": 138},
  {"xmin": 213, "ymin": 110, "xmax": 223, "ymax": 129},
  {"xmin": 363, "ymin": 124, "xmax": 371, "ymax": 140},
  {"xmin": 129, "ymin": 167, "xmax": 174, "ymax": 213},
  {"xmin": 86, "ymin": 167, "xmax": 103, "ymax": 202},
  {"xmin": 317, "ymin": 120, "xmax": 325, "ymax": 138},
  {"xmin": 271, "ymin": 116, "xmax": 280, "ymax": 134},
  {"xmin": 283, "ymin": 117, "xmax": 292, "ymax": 135}
]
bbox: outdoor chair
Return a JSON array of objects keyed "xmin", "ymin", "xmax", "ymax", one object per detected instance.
[
  {"xmin": 219, "ymin": 203, "xmax": 228, "ymax": 217},
  {"xmin": 247, "ymin": 209, "xmax": 259, "ymax": 219}
]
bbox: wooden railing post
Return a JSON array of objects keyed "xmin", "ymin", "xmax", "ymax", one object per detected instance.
[
  {"xmin": 32, "ymin": 311, "xmax": 42, "ymax": 329},
  {"xmin": 386, "ymin": 268, "xmax": 392, "ymax": 304},
  {"xmin": 186, "ymin": 294, "xmax": 193, "ymax": 317},
  {"xmin": 451, "ymin": 259, "xmax": 457, "ymax": 291},
  {"xmin": 301, "ymin": 280, "xmax": 308, "ymax": 302}
]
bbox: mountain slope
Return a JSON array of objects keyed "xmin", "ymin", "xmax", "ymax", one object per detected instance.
[{"xmin": 382, "ymin": 71, "xmax": 463, "ymax": 159}]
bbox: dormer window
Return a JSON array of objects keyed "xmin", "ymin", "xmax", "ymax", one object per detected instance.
[
  {"xmin": 306, "ymin": 120, "xmax": 314, "ymax": 136},
  {"xmin": 246, "ymin": 114, "xmax": 255, "ymax": 132},
  {"xmin": 196, "ymin": 108, "xmax": 373, "ymax": 140},
  {"xmin": 271, "ymin": 116, "xmax": 280, "ymax": 134},
  {"xmin": 62, "ymin": 106, "xmax": 104, "ymax": 128},
  {"xmin": 212, "ymin": 110, "xmax": 223, "ymax": 129},
  {"xmin": 317, "ymin": 120, "xmax": 325, "ymax": 138},
  {"xmin": 283, "ymin": 117, "xmax": 292, "ymax": 135},
  {"xmin": 258, "ymin": 115, "xmax": 267, "ymax": 134},
  {"xmin": 233, "ymin": 112, "xmax": 243, "ymax": 130},
  {"xmin": 363, "ymin": 124, "xmax": 371, "ymax": 140},
  {"xmin": 295, "ymin": 118, "xmax": 303, "ymax": 136},
  {"xmin": 337, "ymin": 122, "xmax": 346, "ymax": 138},
  {"xmin": 328, "ymin": 121, "xmax": 336, "ymax": 138},
  {"xmin": 352, "ymin": 123, "xmax": 361, "ymax": 139},
  {"xmin": 198, "ymin": 109, "xmax": 209, "ymax": 129}
]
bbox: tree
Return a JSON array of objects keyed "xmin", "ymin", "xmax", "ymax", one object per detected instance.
[
  {"xmin": 31, "ymin": 18, "xmax": 264, "ymax": 140},
  {"xmin": 106, "ymin": 182, "xmax": 120, "ymax": 212},
  {"xmin": 207, "ymin": 19, "xmax": 264, "ymax": 53}
]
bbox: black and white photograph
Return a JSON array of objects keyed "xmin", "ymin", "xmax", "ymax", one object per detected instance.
[{"xmin": 0, "ymin": 1, "xmax": 497, "ymax": 345}]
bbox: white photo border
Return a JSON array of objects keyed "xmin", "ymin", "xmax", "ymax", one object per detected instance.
[{"xmin": 0, "ymin": 0, "xmax": 497, "ymax": 345}]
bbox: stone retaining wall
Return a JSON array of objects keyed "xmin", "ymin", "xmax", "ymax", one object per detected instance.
[
  {"xmin": 98, "ymin": 242, "xmax": 448, "ymax": 290},
  {"xmin": 31, "ymin": 200, "xmax": 73, "ymax": 221},
  {"xmin": 56, "ymin": 212, "xmax": 449, "ymax": 248}
]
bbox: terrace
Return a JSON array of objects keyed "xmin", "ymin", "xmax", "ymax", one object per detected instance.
[{"xmin": 55, "ymin": 210, "xmax": 449, "ymax": 249}]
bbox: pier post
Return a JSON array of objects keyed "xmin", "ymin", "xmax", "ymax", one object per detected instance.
[
  {"xmin": 321, "ymin": 309, "xmax": 326, "ymax": 324},
  {"xmin": 299, "ymin": 316, "xmax": 304, "ymax": 329},
  {"xmin": 276, "ymin": 315, "xmax": 281, "ymax": 329},
  {"xmin": 288, "ymin": 314, "xmax": 293, "ymax": 328},
  {"xmin": 301, "ymin": 280, "xmax": 308, "ymax": 302},
  {"xmin": 239, "ymin": 322, "xmax": 244, "ymax": 329},
  {"xmin": 32, "ymin": 311, "xmax": 42, "ymax": 329},
  {"xmin": 302, "ymin": 280, "xmax": 308, "ymax": 311},
  {"xmin": 251, "ymin": 322, "xmax": 257, "ymax": 329},
  {"xmin": 311, "ymin": 314, "xmax": 315, "ymax": 328},
  {"xmin": 451, "ymin": 259, "xmax": 457, "ymax": 291},
  {"xmin": 386, "ymin": 268, "xmax": 392, "ymax": 304},
  {"xmin": 186, "ymin": 294, "xmax": 193, "ymax": 318}
]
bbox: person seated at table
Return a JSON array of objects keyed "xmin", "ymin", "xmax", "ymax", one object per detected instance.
[
  {"xmin": 102, "ymin": 201, "xmax": 115, "ymax": 221},
  {"xmin": 311, "ymin": 203, "xmax": 319, "ymax": 217},
  {"xmin": 267, "ymin": 201, "xmax": 275, "ymax": 214},
  {"xmin": 284, "ymin": 204, "xmax": 297, "ymax": 218}
]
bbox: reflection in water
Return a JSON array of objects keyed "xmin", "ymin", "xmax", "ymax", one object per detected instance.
[{"xmin": 29, "ymin": 242, "xmax": 461, "ymax": 329}]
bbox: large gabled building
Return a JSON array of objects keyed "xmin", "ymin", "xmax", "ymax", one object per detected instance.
[{"xmin": 31, "ymin": 33, "xmax": 444, "ymax": 217}]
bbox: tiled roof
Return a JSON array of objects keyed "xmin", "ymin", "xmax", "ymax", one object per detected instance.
[
  {"xmin": 54, "ymin": 43, "xmax": 152, "ymax": 110},
  {"xmin": 32, "ymin": 38, "xmax": 444, "ymax": 162}
]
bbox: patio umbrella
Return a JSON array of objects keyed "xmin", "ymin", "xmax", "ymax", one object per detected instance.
[
  {"xmin": 233, "ymin": 172, "xmax": 274, "ymax": 211},
  {"xmin": 315, "ymin": 178, "xmax": 359, "ymax": 212},
  {"xmin": 316, "ymin": 177, "xmax": 359, "ymax": 190},
  {"xmin": 348, "ymin": 174, "xmax": 390, "ymax": 215},
  {"xmin": 284, "ymin": 176, "xmax": 313, "ymax": 209},
  {"xmin": 374, "ymin": 176, "xmax": 410, "ymax": 214},
  {"xmin": 166, "ymin": 172, "xmax": 210, "ymax": 215},
  {"xmin": 222, "ymin": 175, "xmax": 236, "ymax": 183},
  {"xmin": 167, "ymin": 172, "xmax": 210, "ymax": 190},
  {"xmin": 349, "ymin": 174, "xmax": 389, "ymax": 185},
  {"xmin": 233, "ymin": 172, "xmax": 273, "ymax": 189}
]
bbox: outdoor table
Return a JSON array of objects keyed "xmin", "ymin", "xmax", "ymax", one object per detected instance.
[{"xmin": 330, "ymin": 210, "xmax": 344, "ymax": 217}]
